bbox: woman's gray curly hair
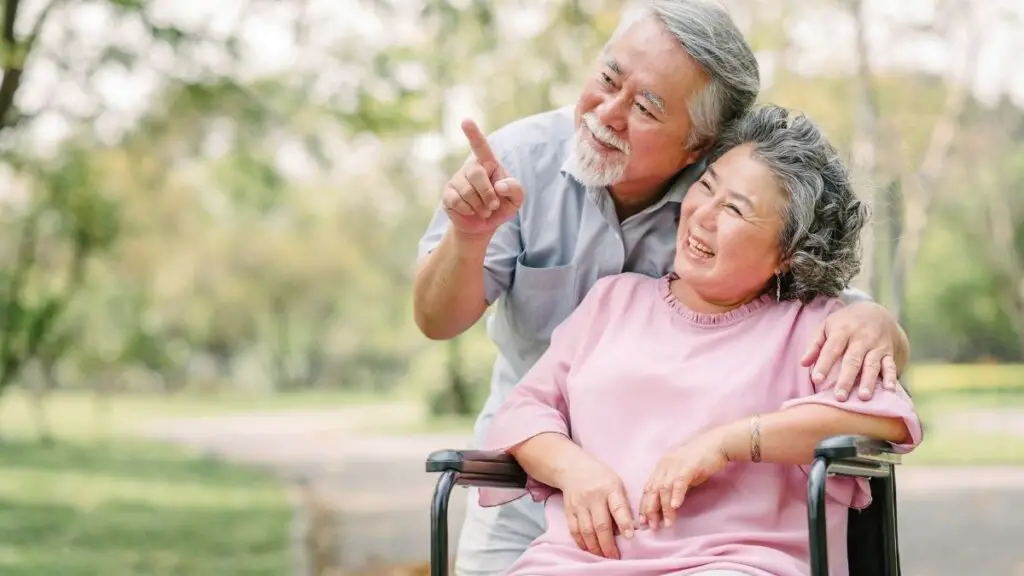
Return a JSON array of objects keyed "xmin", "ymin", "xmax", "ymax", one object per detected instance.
[{"xmin": 709, "ymin": 104, "xmax": 869, "ymax": 302}]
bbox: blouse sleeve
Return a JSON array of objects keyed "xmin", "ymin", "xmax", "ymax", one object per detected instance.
[
  {"xmin": 781, "ymin": 298, "xmax": 924, "ymax": 510},
  {"xmin": 476, "ymin": 276, "xmax": 614, "ymax": 507}
]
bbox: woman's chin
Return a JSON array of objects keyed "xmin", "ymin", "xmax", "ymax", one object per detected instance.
[{"xmin": 675, "ymin": 253, "xmax": 713, "ymax": 277}]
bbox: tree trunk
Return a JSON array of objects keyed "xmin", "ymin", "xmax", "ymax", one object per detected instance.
[{"xmin": 847, "ymin": 0, "xmax": 882, "ymax": 296}]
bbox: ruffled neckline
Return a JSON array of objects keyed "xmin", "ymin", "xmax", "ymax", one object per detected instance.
[{"xmin": 657, "ymin": 274, "xmax": 774, "ymax": 327}]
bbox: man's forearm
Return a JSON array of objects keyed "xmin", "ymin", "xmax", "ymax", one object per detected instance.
[
  {"xmin": 508, "ymin": 432, "xmax": 587, "ymax": 490},
  {"xmin": 718, "ymin": 404, "xmax": 912, "ymax": 466},
  {"xmin": 413, "ymin": 228, "xmax": 492, "ymax": 340}
]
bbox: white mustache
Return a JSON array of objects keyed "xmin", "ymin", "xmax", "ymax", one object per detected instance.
[{"xmin": 582, "ymin": 112, "xmax": 630, "ymax": 154}]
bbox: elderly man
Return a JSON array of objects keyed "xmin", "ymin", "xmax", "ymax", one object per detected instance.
[{"xmin": 413, "ymin": 1, "xmax": 910, "ymax": 574}]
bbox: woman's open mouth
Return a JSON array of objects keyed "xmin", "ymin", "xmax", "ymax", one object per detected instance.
[{"xmin": 686, "ymin": 234, "xmax": 715, "ymax": 260}]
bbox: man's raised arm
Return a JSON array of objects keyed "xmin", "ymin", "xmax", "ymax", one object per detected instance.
[{"xmin": 413, "ymin": 119, "xmax": 524, "ymax": 340}]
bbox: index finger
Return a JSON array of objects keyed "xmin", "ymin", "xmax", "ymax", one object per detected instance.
[
  {"xmin": 461, "ymin": 118, "xmax": 500, "ymax": 172},
  {"xmin": 811, "ymin": 328, "xmax": 850, "ymax": 387}
]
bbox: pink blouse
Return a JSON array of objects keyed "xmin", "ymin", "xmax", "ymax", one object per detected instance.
[{"xmin": 480, "ymin": 273, "xmax": 922, "ymax": 576}]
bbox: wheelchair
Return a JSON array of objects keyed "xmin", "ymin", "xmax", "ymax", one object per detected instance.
[{"xmin": 425, "ymin": 434, "xmax": 903, "ymax": 576}]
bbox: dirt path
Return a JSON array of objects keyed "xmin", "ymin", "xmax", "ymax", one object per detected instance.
[{"xmin": 139, "ymin": 407, "xmax": 1024, "ymax": 575}]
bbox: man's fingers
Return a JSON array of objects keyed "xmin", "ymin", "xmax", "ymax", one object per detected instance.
[
  {"xmin": 607, "ymin": 490, "xmax": 635, "ymax": 539},
  {"xmin": 811, "ymin": 328, "xmax": 850, "ymax": 387},
  {"xmin": 834, "ymin": 343, "xmax": 869, "ymax": 401},
  {"xmin": 881, "ymin": 355, "xmax": 899, "ymax": 390},
  {"xmin": 483, "ymin": 178, "xmax": 524, "ymax": 227},
  {"xmin": 801, "ymin": 325, "xmax": 827, "ymax": 367},
  {"xmin": 464, "ymin": 163, "xmax": 499, "ymax": 214},
  {"xmin": 857, "ymin": 349, "xmax": 885, "ymax": 400},
  {"xmin": 590, "ymin": 505, "xmax": 620, "ymax": 559},
  {"xmin": 451, "ymin": 173, "xmax": 486, "ymax": 215},
  {"xmin": 494, "ymin": 178, "xmax": 523, "ymax": 207},
  {"xmin": 442, "ymin": 185, "xmax": 474, "ymax": 216},
  {"xmin": 461, "ymin": 118, "xmax": 500, "ymax": 173}
]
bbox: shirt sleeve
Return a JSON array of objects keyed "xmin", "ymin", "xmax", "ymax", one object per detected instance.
[
  {"xmin": 415, "ymin": 139, "xmax": 525, "ymax": 305},
  {"xmin": 416, "ymin": 205, "xmax": 521, "ymax": 305},
  {"xmin": 476, "ymin": 276, "xmax": 613, "ymax": 507},
  {"xmin": 781, "ymin": 298, "xmax": 923, "ymax": 510}
]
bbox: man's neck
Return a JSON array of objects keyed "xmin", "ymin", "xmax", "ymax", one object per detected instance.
[{"xmin": 609, "ymin": 179, "xmax": 671, "ymax": 221}]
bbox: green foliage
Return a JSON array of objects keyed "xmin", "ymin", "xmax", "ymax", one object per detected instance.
[{"xmin": 0, "ymin": 0, "xmax": 1014, "ymax": 411}]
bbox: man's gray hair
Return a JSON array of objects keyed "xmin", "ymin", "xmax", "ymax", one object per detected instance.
[
  {"xmin": 614, "ymin": 1, "xmax": 761, "ymax": 150},
  {"xmin": 710, "ymin": 104, "xmax": 869, "ymax": 302}
]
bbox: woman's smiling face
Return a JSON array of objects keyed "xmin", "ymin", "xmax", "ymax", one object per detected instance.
[{"xmin": 674, "ymin": 143, "xmax": 787, "ymax": 307}]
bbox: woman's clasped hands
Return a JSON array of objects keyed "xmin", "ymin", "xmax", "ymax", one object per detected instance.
[{"xmin": 557, "ymin": 428, "xmax": 733, "ymax": 560}]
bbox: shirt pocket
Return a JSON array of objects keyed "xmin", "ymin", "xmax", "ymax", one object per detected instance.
[{"xmin": 507, "ymin": 253, "xmax": 579, "ymax": 346}]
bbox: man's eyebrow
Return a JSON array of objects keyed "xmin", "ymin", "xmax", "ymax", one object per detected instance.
[
  {"xmin": 606, "ymin": 59, "xmax": 622, "ymax": 75},
  {"xmin": 641, "ymin": 89, "xmax": 666, "ymax": 115}
]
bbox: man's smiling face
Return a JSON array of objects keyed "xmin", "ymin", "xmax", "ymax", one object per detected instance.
[{"xmin": 571, "ymin": 16, "xmax": 710, "ymax": 196}]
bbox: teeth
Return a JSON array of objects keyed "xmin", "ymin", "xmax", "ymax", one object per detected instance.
[{"xmin": 688, "ymin": 236, "xmax": 715, "ymax": 258}]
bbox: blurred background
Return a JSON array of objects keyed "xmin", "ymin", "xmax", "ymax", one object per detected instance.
[{"xmin": 0, "ymin": 0, "xmax": 1021, "ymax": 574}]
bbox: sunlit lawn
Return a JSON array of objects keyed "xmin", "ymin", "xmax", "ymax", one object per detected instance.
[
  {"xmin": 0, "ymin": 387, "xmax": 408, "ymax": 441},
  {"xmin": 0, "ymin": 439, "xmax": 292, "ymax": 576},
  {"xmin": 0, "ymin": 387, "xmax": 403, "ymax": 575}
]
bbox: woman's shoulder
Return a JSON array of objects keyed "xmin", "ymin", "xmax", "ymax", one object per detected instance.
[
  {"xmin": 578, "ymin": 273, "xmax": 662, "ymax": 315},
  {"xmin": 769, "ymin": 294, "xmax": 845, "ymax": 324},
  {"xmin": 759, "ymin": 294, "xmax": 846, "ymax": 351},
  {"xmin": 588, "ymin": 272, "xmax": 662, "ymax": 299}
]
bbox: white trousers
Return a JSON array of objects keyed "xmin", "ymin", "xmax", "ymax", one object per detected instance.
[{"xmin": 454, "ymin": 488, "xmax": 546, "ymax": 576}]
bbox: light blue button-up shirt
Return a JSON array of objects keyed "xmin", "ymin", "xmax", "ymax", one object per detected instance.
[{"xmin": 418, "ymin": 106, "xmax": 705, "ymax": 444}]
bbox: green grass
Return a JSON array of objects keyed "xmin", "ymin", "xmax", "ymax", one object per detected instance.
[
  {"xmin": 0, "ymin": 439, "xmax": 292, "ymax": 575},
  {"xmin": 904, "ymin": 363, "xmax": 1024, "ymax": 393},
  {"xmin": 904, "ymin": 387, "xmax": 1024, "ymax": 466},
  {"xmin": 0, "ymin": 387, "xmax": 412, "ymax": 575},
  {"xmin": 0, "ymin": 387, "xmax": 409, "ymax": 441}
]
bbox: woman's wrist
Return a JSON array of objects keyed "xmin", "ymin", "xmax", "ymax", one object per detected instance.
[{"xmin": 717, "ymin": 417, "xmax": 759, "ymax": 463}]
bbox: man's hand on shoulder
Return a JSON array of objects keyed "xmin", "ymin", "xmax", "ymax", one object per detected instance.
[
  {"xmin": 800, "ymin": 301, "xmax": 908, "ymax": 402},
  {"xmin": 442, "ymin": 119, "xmax": 524, "ymax": 239}
]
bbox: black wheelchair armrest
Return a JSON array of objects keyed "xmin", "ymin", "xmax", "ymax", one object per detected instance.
[
  {"xmin": 808, "ymin": 435, "xmax": 903, "ymax": 576},
  {"xmin": 425, "ymin": 450, "xmax": 528, "ymax": 575},
  {"xmin": 426, "ymin": 449, "xmax": 528, "ymax": 489},
  {"xmin": 814, "ymin": 434, "xmax": 902, "ymax": 479}
]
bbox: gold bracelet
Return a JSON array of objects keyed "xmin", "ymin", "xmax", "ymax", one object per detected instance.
[{"xmin": 749, "ymin": 414, "xmax": 762, "ymax": 463}]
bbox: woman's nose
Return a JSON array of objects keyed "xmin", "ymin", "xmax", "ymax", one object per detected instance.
[{"xmin": 692, "ymin": 200, "xmax": 718, "ymax": 232}]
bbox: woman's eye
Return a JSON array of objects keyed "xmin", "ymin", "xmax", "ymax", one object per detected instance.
[{"xmin": 726, "ymin": 204, "xmax": 742, "ymax": 216}]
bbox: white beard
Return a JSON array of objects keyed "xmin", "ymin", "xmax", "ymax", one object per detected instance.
[{"xmin": 568, "ymin": 112, "xmax": 630, "ymax": 188}]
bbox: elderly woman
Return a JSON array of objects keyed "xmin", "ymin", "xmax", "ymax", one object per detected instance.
[{"xmin": 478, "ymin": 104, "xmax": 923, "ymax": 576}]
